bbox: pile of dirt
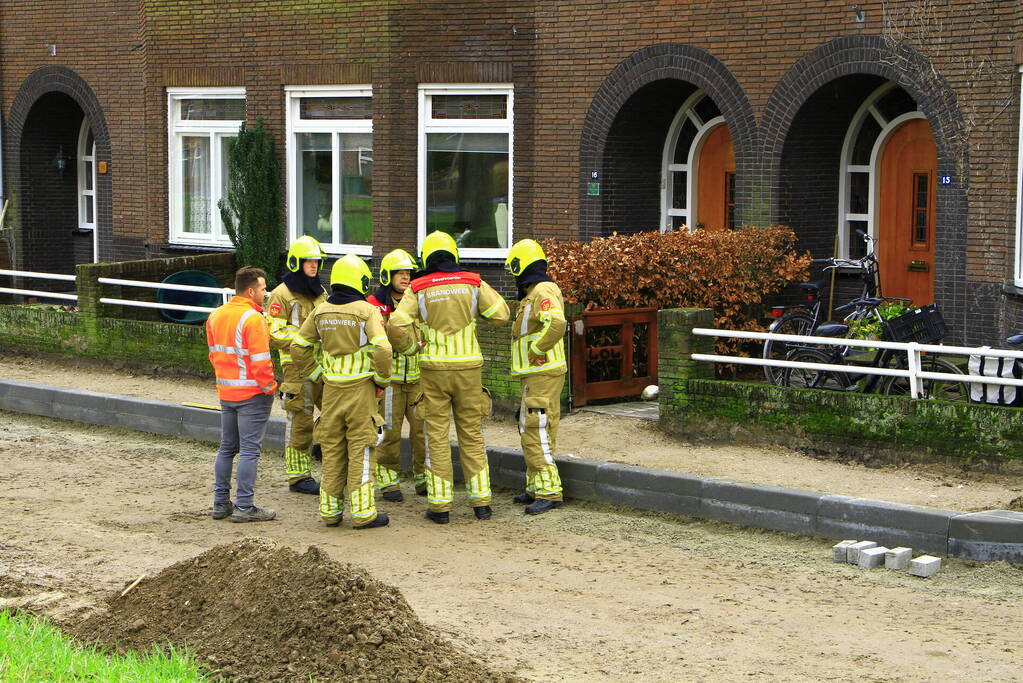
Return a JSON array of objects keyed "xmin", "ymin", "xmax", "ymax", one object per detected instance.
[{"xmin": 70, "ymin": 538, "xmax": 518, "ymax": 682}]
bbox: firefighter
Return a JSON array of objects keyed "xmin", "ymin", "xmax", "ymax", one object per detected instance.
[
  {"xmin": 290, "ymin": 254, "xmax": 392, "ymax": 529},
  {"xmin": 505, "ymin": 239, "xmax": 567, "ymax": 514},
  {"xmin": 267, "ymin": 235, "xmax": 328, "ymax": 495},
  {"xmin": 366, "ymin": 248, "xmax": 426, "ymax": 502},
  {"xmin": 390, "ymin": 231, "xmax": 509, "ymax": 524}
]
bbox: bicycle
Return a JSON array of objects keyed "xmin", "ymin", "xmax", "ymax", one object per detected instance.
[
  {"xmin": 780, "ymin": 300, "xmax": 969, "ymax": 401},
  {"xmin": 762, "ymin": 229, "xmax": 883, "ymax": 384}
]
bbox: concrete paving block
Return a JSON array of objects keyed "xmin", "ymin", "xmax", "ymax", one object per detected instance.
[
  {"xmin": 263, "ymin": 418, "xmax": 286, "ymax": 451},
  {"xmin": 948, "ymin": 510, "xmax": 1023, "ymax": 562},
  {"xmin": 50, "ymin": 401, "xmax": 115, "ymax": 428},
  {"xmin": 0, "ymin": 381, "xmax": 12, "ymax": 400},
  {"xmin": 846, "ymin": 540, "xmax": 877, "ymax": 564},
  {"xmin": 703, "ymin": 480, "xmax": 823, "ymax": 514},
  {"xmin": 109, "ymin": 396, "xmax": 187, "ymax": 420},
  {"xmin": 554, "ymin": 458, "xmax": 599, "ymax": 500},
  {"xmin": 816, "ymin": 495, "xmax": 955, "ymax": 555},
  {"xmin": 0, "ymin": 382, "xmax": 56, "ymax": 418},
  {"xmin": 178, "ymin": 419, "xmax": 223, "ymax": 444},
  {"xmin": 858, "ymin": 546, "xmax": 888, "ymax": 568},
  {"xmin": 593, "ymin": 463, "xmax": 704, "ymax": 516},
  {"xmin": 885, "ymin": 547, "xmax": 912, "ymax": 570},
  {"xmin": 832, "ymin": 540, "xmax": 858, "ymax": 562},
  {"xmin": 909, "ymin": 555, "xmax": 942, "ymax": 577},
  {"xmin": 111, "ymin": 411, "xmax": 183, "ymax": 439}
]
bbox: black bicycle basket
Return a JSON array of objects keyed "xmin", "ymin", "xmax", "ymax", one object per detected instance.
[{"xmin": 882, "ymin": 304, "xmax": 947, "ymax": 344}]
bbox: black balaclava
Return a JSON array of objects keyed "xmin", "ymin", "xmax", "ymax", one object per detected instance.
[
  {"xmin": 327, "ymin": 284, "xmax": 365, "ymax": 306},
  {"xmin": 514, "ymin": 260, "xmax": 555, "ymax": 300},
  {"xmin": 418, "ymin": 250, "xmax": 463, "ymax": 277},
  {"xmin": 282, "ymin": 259, "xmax": 326, "ymax": 298}
]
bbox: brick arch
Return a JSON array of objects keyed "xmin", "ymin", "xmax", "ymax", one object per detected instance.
[
  {"xmin": 5, "ymin": 66, "xmax": 112, "ymax": 268},
  {"xmin": 578, "ymin": 44, "xmax": 756, "ymax": 239},
  {"xmin": 762, "ymin": 35, "xmax": 968, "ymax": 339}
]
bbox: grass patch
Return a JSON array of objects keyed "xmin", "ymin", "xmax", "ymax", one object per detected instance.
[{"xmin": 0, "ymin": 609, "xmax": 209, "ymax": 682}]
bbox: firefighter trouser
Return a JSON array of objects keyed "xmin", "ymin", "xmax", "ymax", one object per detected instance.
[
  {"xmin": 375, "ymin": 382, "xmax": 426, "ymax": 493},
  {"xmin": 315, "ymin": 380, "xmax": 383, "ymax": 528},
  {"xmin": 282, "ymin": 378, "xmax": 323, "ymax": 483},
  {"xmin": 420, "ymin": 367, "xmax": 491, "ymax": 513},
  {"xmin": 519, "ymin": 373, "xmax": 564, "ymax": 501}
]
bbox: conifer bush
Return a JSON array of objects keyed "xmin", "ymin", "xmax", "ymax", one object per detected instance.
[
  {"xmin": 544, "ymin": 226, "xmax": 811, "ymax": 354},
  {"xmin": 219, "ymin": 119, "xmax": 285, "ymax": 285}
]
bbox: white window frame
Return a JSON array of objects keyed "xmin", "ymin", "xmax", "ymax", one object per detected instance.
[
  {"xmin": 660, "ymin": 89, "xmax": 726, "ymax": 233},
  {"xmin": 77, "ymin": 118, "xmax": 98, "ymax": 262},
  {"xmin": 285, "ymin": 85, "xmax": 374, "ymax": 256},
  {"xmin": 418, "ymin": 83, "xmax": 514, "ymax": 260},
  {"xmin": 167, "ymin": 87, "xmax": 245, "ymax": 247},
  {"xmin": 838, "ymin": 82, "xmax": 924, "ymax": 258},
  {"xmin": 1015, "ymin": 65, "xmax": 1023, "ymax": 287}
]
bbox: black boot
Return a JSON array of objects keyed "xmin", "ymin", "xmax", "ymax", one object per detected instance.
[
  {"xmin": 289, "ymin": 478, "xmax": 320, "ymax": 495},
  {"xmin": 356, "ymin": 513, "xmax": 390, "ymax": 529},
  {"xmin": 513, "ymin": 492, "xmax": 535, "ymax": 505},
  {"xmin": 382, "ymin": 489, "xmax": 404, "ymax": 503},
  {"xmin": 473, "ymin": 505, "xmax": 493, "ymax": 520},
  {"xmin": 524, "ymin": 499, "xmax": 563, "ymax": 515},
  {"xmin": 425, "ymin": 510, "xmax": 450, "ymax": 525}
]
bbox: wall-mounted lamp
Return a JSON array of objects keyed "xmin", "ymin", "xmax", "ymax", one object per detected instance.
[
  {"xmin": 851, "ymin": 4, "xmax": 866, "ymax": 22},
  {"xmin": 53, "ymin": 146, "xmax": 68, "ymax": 178}
]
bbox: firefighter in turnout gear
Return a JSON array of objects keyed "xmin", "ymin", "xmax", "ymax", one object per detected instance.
[
  {"xmin": 290, "ymin": 254, "xmax": 392, "ymax": 529},
  {"xmin": 390, "ymin": 231, "xmax": 510, "ymax": 524},
  {"xmin": 366, "ymin": 249, "xmax": 427, "ymax": 502},
  {"xmin": 506, "ymin": 239, "xmax": 567, "ymax": 515},
  {"xmin": 267, "ymin": 235, "xmax": 328, "ymax": 495}
]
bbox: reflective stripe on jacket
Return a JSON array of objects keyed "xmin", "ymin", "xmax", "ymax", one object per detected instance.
[
  {"xmin": 291, "ymin": 300, "xmax": 392, "ymax": 386},
  {"xmin": 206, "ymin": 296, "xmax": 278, "ymax": 401},
  {"xmin": 510, "ymin": 281, "xmax": 568, "ymax": 377}
]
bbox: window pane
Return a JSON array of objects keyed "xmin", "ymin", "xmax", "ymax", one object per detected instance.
[
  {"xmin": 221, "ymin": 136, "xmax": 236, "ymax": 210},
  {"xmin": 848, "ymin": 172, "xmax": 869, "ymax": 214},
  {"xmin": 300, "ymin": 97, "xmax": 372, "ymax": 120},
  {"xmin": 671, "ymin": 171, "xmax": 687, "ymax": 209},
  {"xmin": 693, "ymin": 96, "xmax": 721, "ymax": 125},
  {"xmin": 85, "ymin": 197, "xmax": 94, "ymax": 224},
  {"xmin": 848, "ymin": 220, "xmax": 868, "ymax": 259},
  {"xmin": 431, "ymin": 95, "xmax": 507, "ymax": 119},
  {"xmin": 673, "ymin": 118, "xmax": 697, "ymax": 164},
  {"xmin": 426, "ymin": 133, "xmax": 509, "ymax": 249},
  {"xmin": 84, "ymin": 161, "xmax": 93, "ymax": 191},
  {"xmin": 875, "ymin": 87, "xmax": 917, "ymax": 123},
  {"xmin": 852, "ymin": 115, "xmax": 882, "ymax": 165},
  {"xmin": 298, "ymin": 133, "xmax": 332, "ymax": 244},
  {"xmin": 86, "ymin": 128, "xmax": 95, "ymax": 152},
  {"xmin": 180, "ymin": 98, "xmax": 245, "ymax": 121},
  {"xmin": 181, "ymin": 136, "xmax": 211, "ymax": 234},
  {"xmin": 670, "ymin": 215, "xmax": 687, "ymax": 231},
  {"xmin": 339, "ymin": 133, "xmax": 373, "ymax": 245}
]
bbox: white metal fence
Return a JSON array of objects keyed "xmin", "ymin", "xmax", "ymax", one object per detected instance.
[
  {"xmin": 691, "ymin": 328, "xmax": 1023, "ymax": 399},
  {"xmin": 0, "ymin": 269, "xmax": 78, "ymax": 301}
]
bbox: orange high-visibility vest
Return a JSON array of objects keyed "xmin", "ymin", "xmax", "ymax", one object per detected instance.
[{"xmin": 206, "ymin": 296, "xmax": 278, "ymax": 401}]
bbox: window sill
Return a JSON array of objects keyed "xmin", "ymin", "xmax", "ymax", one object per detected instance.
[
  {"xmin": 165, "ymin": 243, "xmax": 236, "ymax": 253},
  {"xmin": 1002, "ymin": 284, "xmax": 1023, "ymax": 299}
]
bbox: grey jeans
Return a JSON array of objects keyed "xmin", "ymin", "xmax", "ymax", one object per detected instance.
[{"xmin": 213, "ymin": 393, "xmax": 274, "ymax": 507}]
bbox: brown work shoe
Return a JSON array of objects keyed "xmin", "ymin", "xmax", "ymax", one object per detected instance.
[{"xmin": 230, "ymin": 505, "xmax": 276, "ymax": 523}]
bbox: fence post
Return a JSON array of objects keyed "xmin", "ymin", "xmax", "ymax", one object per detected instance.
[
  {"xmin": 657, "ymin": 308, "xmax": 715, "ymax": 430},
  {"xmin": 906, "ymin": 342, "xmax": 922, "ymax": 399}
]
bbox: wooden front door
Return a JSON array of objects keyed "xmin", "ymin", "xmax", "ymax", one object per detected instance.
[
  {"xmin": 695, "ymin": 124, "xmax": 735, "ymax": 231},
  {"xmin": 877, "ymin": 118, "xmax": 936, "ymax": 305}
]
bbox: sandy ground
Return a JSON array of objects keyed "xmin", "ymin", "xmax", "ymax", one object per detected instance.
[
  {"xmin": 2, "ymin": 350, "xmax": 1022, "ymax": 512},
  {"xmin": 1, "ymin": 412, "xmax": 1022, "ymax": 682}
]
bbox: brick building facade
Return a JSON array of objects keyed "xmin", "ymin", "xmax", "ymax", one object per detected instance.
[{"xmin": 1, "ymin": 0, "xmax": 1021, "ymax": 344}]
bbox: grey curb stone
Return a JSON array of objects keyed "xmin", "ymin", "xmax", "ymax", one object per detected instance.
[
  {"xmin": 4, "ymin": 378, "xmax": 1022, "ymax": 563},
  {"xmin": 816, "ymin": 495, "xmax": 955, "ymax": 555}
]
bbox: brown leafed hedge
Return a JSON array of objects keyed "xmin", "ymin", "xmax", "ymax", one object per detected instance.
[{"xmin": 543, "ymin": 226, "xmax": 811, "ymax": 353}]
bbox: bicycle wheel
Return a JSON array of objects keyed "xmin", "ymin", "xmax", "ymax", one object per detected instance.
[
  {"xmin": 781, "ymin": 348, "xmax": 855, "ymax": 391},
  {"xmin": 883, "ymin": 357, "xmax": 969, "ymax": 402},
  {"xmin": 763, "ymin": 311, "xmax": 815, "ymax": 385}
]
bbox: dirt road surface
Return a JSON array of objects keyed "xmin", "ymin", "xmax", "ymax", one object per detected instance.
[
  {"xmin": 2, "ymin": 411, "xmax": 1022, "ymax": 681},
  {"xmin": 3, "ymin": 350, "xmax": 1022, "ymax": 512}
]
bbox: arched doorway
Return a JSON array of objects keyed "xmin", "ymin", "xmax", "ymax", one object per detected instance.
[
  {"xmin": 77, "ymin": 117, "xmax": 98, "ymax": 263},
  {"xmin": 839, "ymin": 83, "xmax": 934, "ymax": 304},
  {"xmin": 661, "ymin": 90, "xmax": 735, "ymax": 232}
]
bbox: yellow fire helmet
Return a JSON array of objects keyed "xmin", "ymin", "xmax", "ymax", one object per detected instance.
[
  {"xmin": 379, "ymin": 248, "xmax": 418, "ymax": 286},
  {"xmin": 329, "ymin": 254, "xmax": 372, "ymax": 295},
  {"xmin": 420, "ymin": 231, "xmax": 459, "ymax": 267},
  {"xmin": 505, "ymin": 238, "xmax": 547, "ymax": 276},
  {"xmin": 285, "ymin": 235, "xmax": 328, "ymax": 273}
]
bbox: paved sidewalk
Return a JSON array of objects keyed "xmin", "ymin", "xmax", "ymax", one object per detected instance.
[{"xmin": 578, "ymin": 401, "xmax": 658, "ymax": 420}]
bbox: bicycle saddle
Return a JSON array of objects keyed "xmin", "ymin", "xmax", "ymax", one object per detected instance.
[
  {"xmin": 1007, "ymin": 334, "xmax": 1023, "ymax": 346},
  {"xmin": 798, "ymin": 280, "xmax": 825, "ymax": 293},
  {"xmin": 815, "ymin": 323, "xmax": 849, "ymax": 337}
]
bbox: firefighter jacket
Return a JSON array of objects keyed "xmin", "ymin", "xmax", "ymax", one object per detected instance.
[
  {"xmin": 390, "ymin": 270, "xmax": 510, "ymax": 371},
  {"xmin": 266, "ymin": 283, "xmax": 326, "ymax": 393},
  {"xmin": 367, "ymin": 289, "xmax": 420, "ymax": 384},
  {"xmin": 206, "ymin": 296, "xmax": 277, "ymax": 401},
  {"xmin": 510, "ymin": 281, "xmax": 568, "ymax": 377},
  {"xmin": 290, "ymin": 300, "xmax": 392, "ymax": 387}
]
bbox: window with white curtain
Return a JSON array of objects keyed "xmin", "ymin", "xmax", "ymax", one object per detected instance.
[
  {"xmin": 167, "ymin": 88, "xmax": 245, "ymax": 246},
  {"xmin": 418, "ymin": 84, "xmax": 513, "ymax": 258},
  {"xmin": 286, "ymin": 86, "xmax": 373, "ymax": 255}
]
